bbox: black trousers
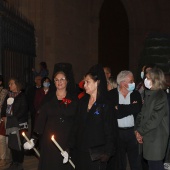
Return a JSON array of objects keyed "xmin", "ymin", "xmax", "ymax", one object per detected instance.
[
  {"xmin": 10, "ymin": 131, "xmax": 25, "ymax": 164},
  {"xmin": 118, "ymin": 128, "xmax": 141, "ymax": 170},
  {"xmin": 11, "ymin": 148, "xmax": 24, "ymax": 163},
  {"xmin": 106, "ymin": 154, "xmax": 119, "ymax": 170}
]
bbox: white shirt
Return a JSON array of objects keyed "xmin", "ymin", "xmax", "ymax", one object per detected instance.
[{"xmin": 117, "ymin": 89, "xmax": 134, "ymax": 128}]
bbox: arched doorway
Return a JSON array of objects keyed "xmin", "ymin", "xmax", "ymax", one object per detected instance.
[{"xmin": 98, "ymin": 0, "xmax": 129, "ymax": 78}]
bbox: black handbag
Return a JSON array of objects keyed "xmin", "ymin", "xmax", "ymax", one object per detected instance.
[{"xmin": 89, "ymin": 145, "xmax": 105, "ymax": 161}]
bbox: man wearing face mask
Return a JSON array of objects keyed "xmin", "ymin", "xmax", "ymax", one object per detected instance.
[{"xmin": 108, "ymin": 70, "xmax": 142, "ymax": 170}]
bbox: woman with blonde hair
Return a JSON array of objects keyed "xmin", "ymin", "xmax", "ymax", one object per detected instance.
[
  {"xmin": 135, "ymin": 68, "xmax": 169, "ymax": 170},
  {"xmin": 107, "ymin": 76, "xmax": 117, "ymax": 91}
]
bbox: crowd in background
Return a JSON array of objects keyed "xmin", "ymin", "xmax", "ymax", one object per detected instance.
[{"xmin": 0, "ymin": 62, "xmax": 169, "ymax": 170}]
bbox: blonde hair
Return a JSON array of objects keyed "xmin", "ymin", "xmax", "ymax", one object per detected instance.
[
  {"xmin": 147, "ymin": 68, "xmax": 167, "ymax": 90},
  {"xmin": 107, "ymin": 77, "xmax": 117, "ymax": 89}
]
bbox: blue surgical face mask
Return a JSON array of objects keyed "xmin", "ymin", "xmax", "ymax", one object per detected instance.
[
  {"xmin": 43, "ymin": 82, "xmax": 50, "ymax": 88},
  {"xmin": 141, "ymin": 71, "xmax": 144, "ymax": 79},
  {"xmin": 127, "ymin": 82, "xmax": 135, "ymax": 92}
]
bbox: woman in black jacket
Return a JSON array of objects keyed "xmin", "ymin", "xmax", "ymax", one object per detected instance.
[
  {"xmin": 71, "ymin": 64, "xmax": 117, "ymax": 170},
  {"xmin": 1, "ymin": 77, "xmax": 28, "ymax": 170},
  {"xmin": 24, "ymin": 65, "xmax": 78, "ymax": 170}
]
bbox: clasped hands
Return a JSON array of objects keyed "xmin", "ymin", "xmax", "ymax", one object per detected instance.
[{"xmin": 135, "ymin": 131, "xmax": 143, "ymax": 144}]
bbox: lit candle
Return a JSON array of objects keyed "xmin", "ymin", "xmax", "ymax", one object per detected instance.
[
  {"xmin": 22, "ymin": 132, "xmax": 40, "ymax": 157},
  {"xmin": 51, "ymin": 135, "xmax": 75, "ymax": 169}
]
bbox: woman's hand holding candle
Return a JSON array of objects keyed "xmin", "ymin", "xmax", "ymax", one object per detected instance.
[{"xmin": 23, "ymin": 139, "xmax": 35, "ymax": 150}]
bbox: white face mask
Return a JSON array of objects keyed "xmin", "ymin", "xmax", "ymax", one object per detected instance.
[
  {"xmin": 141, "ymin": 71, "xmax": 144, "ymax": 79},
  {"xmin": 144, "ymin": 78, "xmax": 152, "ymax": 89}
]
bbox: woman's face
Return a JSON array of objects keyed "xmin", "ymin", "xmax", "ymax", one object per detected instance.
[
  {"xmin": 54, "ymin": 73, "xmax": 67, "ymax": 90},
  {"xmin": 84, "ymin": 75, "xmax": 98, "ymax": 95},
  {"xmin": 43, "ymin": 78, "xmax": 50, "ymax": 88},
  {"xmin": 9, "ymin": 80, "xmax": 17, "ymax": 92},
  {"xmin": 44, "ymin": 78, "xmax": 50, "ymax": 82},
  {"xmin": 144, "ymin": 73, "xmax": 153, "ymax": 89}
]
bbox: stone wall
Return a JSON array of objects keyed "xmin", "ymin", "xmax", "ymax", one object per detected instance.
[{"xmin": 6, "ymin": 0, "xmax": 170, "ymax": 81}]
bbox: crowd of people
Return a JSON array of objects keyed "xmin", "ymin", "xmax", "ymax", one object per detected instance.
[{"xmin": 0, "ymin": 61, "xmax": 169, "ymax": 170}]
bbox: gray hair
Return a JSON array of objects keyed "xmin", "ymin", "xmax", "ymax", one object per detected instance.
[{"xmin": 117, "ymin": 70, "xmax": 133, "ymax": 85}]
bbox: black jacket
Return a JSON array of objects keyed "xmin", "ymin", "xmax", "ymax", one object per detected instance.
[
  {"xmin": 1, "ymin": 92, "xmax": 28, "ymax": 124},
  {"xmin": 71, "ymin": 94, "xmax": 117, "ymax": 156},
  {"xmin": 108, "ymin": 88, "xmax": 142, "ymax": 120}
]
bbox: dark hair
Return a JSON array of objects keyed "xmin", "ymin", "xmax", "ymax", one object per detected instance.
[
  {"xmin": 8, "ymin": 77, "xmax": 24, "ymax": 91},
  {"xmin": 40, "ymin": 62, "xmax": 47, "ymax": 70},
  {"xmin": 85, "ymin": 72, "xmax": 99, "ymax": 82},
  {"xmin": 103, "ymin": 67, "xmax": 111, "ymax": 74},
  {"xmin": 54, "ymin": 71, "xmax": 68, "ymax": 81},
  {"xmin": 85, "ymin": 72, "xmax": 101, "ymax": 100},
  {"xmin": 41, "ymin": 77, "xmax": 51, "ymax": 86},
  {"xmin": 53, "ymin": 70, "xmax": 76, "ymax": 97},
  {"xmin": 85, "ymin": 64, "xmax": 107, "ymax": 102},
  {"xmin": 52, "ymin": 63, "xmax": 76, "ymax": 97}
]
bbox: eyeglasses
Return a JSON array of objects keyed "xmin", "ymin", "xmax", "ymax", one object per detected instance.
[{"xmin": 54, "ymin": 77, "xmax": 66, "ymax": 83}]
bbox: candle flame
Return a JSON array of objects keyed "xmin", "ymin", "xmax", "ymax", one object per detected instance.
[
  {"xmin": 51, "ymin": 135, "xmax": 54, "ymax": 140},
  {"xmin": 22, "ymin": 132, "xmax": 25, "ymax": 136}
]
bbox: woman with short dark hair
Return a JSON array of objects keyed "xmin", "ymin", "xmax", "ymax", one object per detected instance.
[{"xmin": 71, "ymin": 64, "xmax": 117, "ymax": 170}]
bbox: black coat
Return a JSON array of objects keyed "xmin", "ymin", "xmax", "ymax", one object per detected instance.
[
  {"xmin": 108, "ymin": 88, "xmax": 142, "ymax": 120},
  {"xmin": 34, "ymin": 94, "xmax": 78, "ymax": 170},
  {"xmin": 1, "ymin": 92, "xmax": 28, "ymax": 124},
  {"xmin": 71, "ymin": 94, "xmax": 116, "ymax": 156}
]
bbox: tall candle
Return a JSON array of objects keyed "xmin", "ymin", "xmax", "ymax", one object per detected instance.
[
  {"xmin": 22, "ymin": 132, "xmax": 40, "ymax": 157},
  {"xmin": 51, "ymin": 135, "xmax": 75, "ymax": 169}
]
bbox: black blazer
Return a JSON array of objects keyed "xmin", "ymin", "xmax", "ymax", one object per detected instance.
[{"xmin": 71, "ymin": 94, "xmax": 117, "ymax": 156}]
